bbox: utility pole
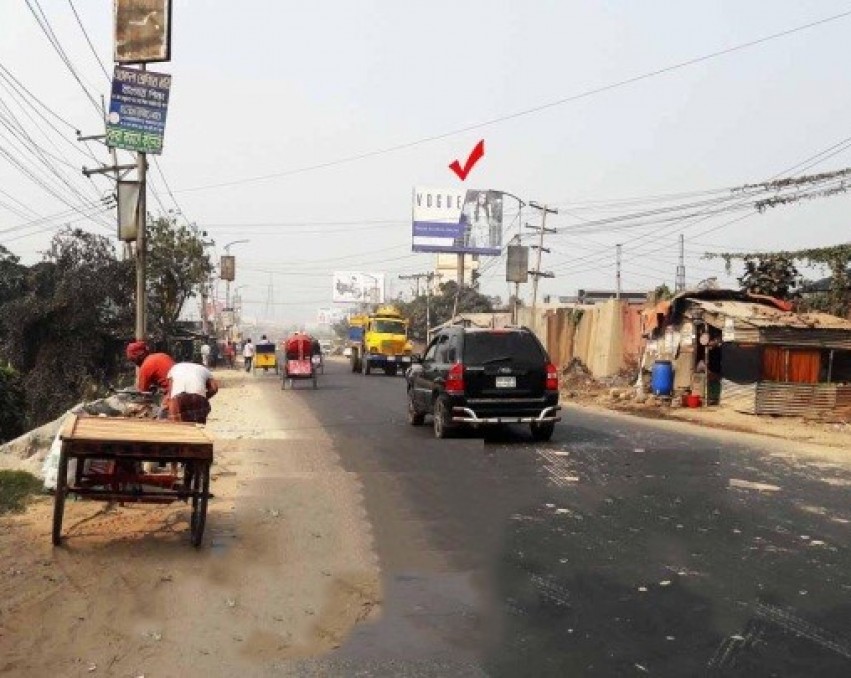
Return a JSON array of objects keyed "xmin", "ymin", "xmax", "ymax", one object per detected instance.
[
  {"xmin": 135, "ymin": 138, "xmax": 147, "ymax": 340},
  {"xmin": 616, "ymin": 243, "xmax": 622, "ymax": 301},
  {"xmin": 399, "ymin": 272, "xmax": 438, "ymax": 340},
  {"xmin": 527, "ymin": 202, "xmax": 557, "ymax": 319},
  {"xmin": 676, "ymin": 233, "xmax": 686, "ymax": 292}
]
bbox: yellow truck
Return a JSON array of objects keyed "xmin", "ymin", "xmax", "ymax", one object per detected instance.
[{"xmin": 348, "ymin": 306, "xmax": 413, "ymax": 376}]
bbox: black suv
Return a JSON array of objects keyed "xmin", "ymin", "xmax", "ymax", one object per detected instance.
[{"xmin": 406, "ymin": 325, "xmax": 561, "ymax": 440}]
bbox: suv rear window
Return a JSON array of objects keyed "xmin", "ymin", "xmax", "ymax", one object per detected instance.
[{"xmin": 462, "ymin": 331, "xmax": 545, "ymax": 366}]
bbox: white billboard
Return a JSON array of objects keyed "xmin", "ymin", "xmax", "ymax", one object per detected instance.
[
  {"xmin": 317, "ymin": 307, "xmax": 346, "ymax": 325},
  {"xmin": 332, "ymin": 272, "xmax": 385, "ymax": 304},
  {"xmin": 412, "ymin": 186, "xmax": 505, "ymax": 256}
]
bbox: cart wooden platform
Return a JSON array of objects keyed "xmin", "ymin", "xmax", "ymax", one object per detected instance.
[{"xmin": 52, "ymin": 415, "xmax": 214, "ymax": 547}]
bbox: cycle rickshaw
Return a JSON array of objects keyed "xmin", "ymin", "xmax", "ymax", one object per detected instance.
[
  {"xmin": 253, "ymin": 342, "xmax": 279, "ymax": 375},
  {"xmin": 281, "ymin": 334, "xmax": 319, "ymax": 390}
]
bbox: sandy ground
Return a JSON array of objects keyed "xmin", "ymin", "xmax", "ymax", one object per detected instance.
[{"xmin": 0, "ymin": 369, "xmax": 380, "ymax": 677}]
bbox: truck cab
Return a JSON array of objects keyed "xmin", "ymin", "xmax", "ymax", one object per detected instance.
[{"xmin": 349, "ymin": 306, "xmax": 413, "ymax": 376}]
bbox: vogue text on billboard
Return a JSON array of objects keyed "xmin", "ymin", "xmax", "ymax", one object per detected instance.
[
  {"xmin": 332, "ymin": 272, "xmax": 386, "ymax": 304},
  {"xmin": 412, "ymin": 187, "xmax": 504, "ymax": 256}
]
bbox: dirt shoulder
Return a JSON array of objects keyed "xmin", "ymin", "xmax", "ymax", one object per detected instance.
[
  {"xmin": 0, "ymin": 369, "xmax": 380, "ymax": 677},
  {"xmin": 566, "ymin": 397, "xmax": 851, "ymax": 466}
]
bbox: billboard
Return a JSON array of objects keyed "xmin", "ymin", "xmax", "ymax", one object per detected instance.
[
  {"xmin": 332, "ymin": 272, "xmax": 385, "ymax": 304},
  {"xmin": 106, "ymin": 66, "xmax": 171, "ymax": 154},
  {"xmin": 114, "ymin": 0, "xmax": 172, "ymax": 64},
  {"xmin": 317, "ymin": 308, "xmax": 346, "ymax": 325},
  {"xmin": 412, "ymin": 187, "xmax": 504, "ymax": 256}
]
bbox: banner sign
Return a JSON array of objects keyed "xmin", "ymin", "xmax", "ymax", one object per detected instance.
[
  {"xmin": 412, "ymin": 187, "xmax": 504, "ymax": 256},
  {"xmin": 219, "ymin": 255, "xmax": 235, "ymax": 281},
  {"xmin": 506, "ymin": 245, "xmax": 529, "ymax": 283},
  {"xmin": 332, "ymin": 272, "xmax": 385, "ymax": 304},
  {"xmin": 317, "ymin": 307, "xmax": 346, "ymax": 325},
  {"xmin": 106, "ymin": 66, "xmax": 171, "ymax": 154},
  {"xmin": 114, "ymin": 0, "xmax": 172, "ymax": 64}
]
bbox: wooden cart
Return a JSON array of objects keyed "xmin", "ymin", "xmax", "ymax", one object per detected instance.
[{"xmin": 52, "ymin": 415, "xmax": 214, "ymax": 547}]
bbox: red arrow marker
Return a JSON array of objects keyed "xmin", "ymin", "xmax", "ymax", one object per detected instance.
[{"xmin": 449, "ymin": 139, "xmax": 485, "ymax": 181}]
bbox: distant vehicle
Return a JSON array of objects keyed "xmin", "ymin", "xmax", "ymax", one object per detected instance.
[
  {"xmin": 405, "ymin": 325, "xmax": 561, "ymax": 440},
  {"xmin": 348, "ymin": 305, "xmax": 413, "ymax": 376},
  {"xmin": 319, "ymin": 339, "xmax": 332, "ymax": 354},
  {"xmin": 343, "ymin": 346, "xmax": 352, "ymax": 358}
]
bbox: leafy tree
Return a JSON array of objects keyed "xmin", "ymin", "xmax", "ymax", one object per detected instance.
[
  {"xmin": 146, "ymin": 215, "xmax": 213, "ymax": 340},
  {"xmin": 397, "ymin": 281, "xmax": 497, "ymax": 339},
  {"xmin": 0, "ymin": 366, "xmax": 25, "ymax": 443},
  {"xmin": 707, "ymin": 243, "xmax": 851, "ymax": 316},
  {"xmin": 0, "ymin": 228, "xmax": 134, "ymax": 426},
  {"xmin": 737, "ymin": 254, "xmax": 802, "ymax": 300}
]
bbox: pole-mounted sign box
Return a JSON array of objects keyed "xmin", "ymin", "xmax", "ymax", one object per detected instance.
[
  {"xmin": 114, "ymin": 0, "xmax": 172, "ymax": 64},
  {"xmin": 506, "ymin": 245, "xmax": 529, "ymax": 283},
  {"xmin": 117, "ymin": 180, "xmax": 141, "ymax": 241},
  {"xmin": 106, "ymin": 66, "xmax": 171, "ymax": 155},
  {"xmin": 220, "ymin": 255, "xmax": 235, "ymax": 282}
]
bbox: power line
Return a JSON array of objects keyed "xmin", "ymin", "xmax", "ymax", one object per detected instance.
[
  {"xmin": 24, "ymin": 0, "xmax": 103, "ymax": 117},
  {"xmin": 176, "ymin": 9, "xmax": 851, "ymax": 194},
  {"xmin": 66, "ymin": 0, "xmax": 111, "ymax": 82}
]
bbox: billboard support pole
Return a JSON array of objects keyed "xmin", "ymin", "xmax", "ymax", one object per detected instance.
[
  {"xmin": 134, "ymin": 65, "xmax": 147, "ymax": 341},
  {"xmin": 452, "ymin": 253, "xmax": 465, "ymax": 319}
]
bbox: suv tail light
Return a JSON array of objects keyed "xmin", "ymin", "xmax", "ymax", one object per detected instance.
[
  {"xmin": 545, "ymin": 362, "xmax": 559, "ymax": 391},
  {"xmin": 446, "ymin": 362, "xmax": 465, "ymax": 395}
]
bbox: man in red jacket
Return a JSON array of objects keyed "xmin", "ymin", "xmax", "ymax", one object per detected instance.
[{"xmin": 126, "ymin": 340, "xmax": 175, "ymax": 415}]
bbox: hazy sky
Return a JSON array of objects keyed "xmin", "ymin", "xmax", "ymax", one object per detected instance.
[{"xmin": 2, "ymin": 1, "xmax": 850, "ymax": 324}]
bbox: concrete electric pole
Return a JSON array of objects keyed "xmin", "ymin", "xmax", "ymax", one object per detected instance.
[{"xmin": 527, "ymin": 202, "xmax": 557, "ymax": 319}]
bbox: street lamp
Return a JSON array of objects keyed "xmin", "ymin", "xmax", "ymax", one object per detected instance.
[{"xmin": 222, "ymin": 239, "xmax": 250, "ymax": 310}]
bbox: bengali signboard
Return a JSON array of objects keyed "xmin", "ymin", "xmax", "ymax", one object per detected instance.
[
  {"xmin": 114, "ymin": 0, "xmax": 172, "ymax": 64},
  {"xmin": 332, "ymin": 272, "xmax": 385, "ymax": 304},
  {"xmin": 106, "ymin": 66, "xmax": 171, "ymax": 154},
  {"xmin": 412, "ymin": 186, "xmax": 504, "ymax": 256}
]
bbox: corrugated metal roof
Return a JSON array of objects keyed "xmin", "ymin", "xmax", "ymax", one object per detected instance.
[{"xmin": 686, "ymin": 298, "xmax": 851, "ymax": 330}]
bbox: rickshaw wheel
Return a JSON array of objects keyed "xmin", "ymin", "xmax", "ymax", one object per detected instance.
[
  {"xmin": 51, "ymin": 451, "xmax": 69, "ymax": 546},
  {"xmin": 190, "ymin": 461, "xmax": 210, "ymax": 547}
]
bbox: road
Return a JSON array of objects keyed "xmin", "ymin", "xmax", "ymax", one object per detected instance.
[
  {"xmin": 1, "ymin": 358, "xmax": 849, "ymax": 677},
  {"xmin": 300, "ymin": 358, "xmax": 851, "ymax": 677}
]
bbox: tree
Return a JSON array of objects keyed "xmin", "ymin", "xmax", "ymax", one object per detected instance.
[
  {"xmin": 707, "ymin": 243, "xmax": 851, "ymax": 316},
  {"xmin": 146, "ymin": 215, "xmax": 213, "ymax": 340},
  {"xmin": 397, "ymin": 281, "xmax": 498, "ymax": 339},
  {"xmin": 0, "ymin": 228, "xmax": 134, "ymax": 426},
  {"xmin": 737, "ymin": 254, "xmax": 802, "ymax": 300}
]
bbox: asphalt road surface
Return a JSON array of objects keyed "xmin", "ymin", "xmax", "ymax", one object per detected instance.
[{"xmin": 291, "ymin": 358, "xmax": 851, "ymax": 677}]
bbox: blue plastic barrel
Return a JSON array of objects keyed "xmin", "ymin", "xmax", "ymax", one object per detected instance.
[{"xmin": 651, "ymin": 360, "xmax": 674, "ymax": 396}]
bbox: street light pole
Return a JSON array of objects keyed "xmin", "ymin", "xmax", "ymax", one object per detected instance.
[{"xmin": 222, "ymin": 239, "xmax": 250, "ymax": 310}]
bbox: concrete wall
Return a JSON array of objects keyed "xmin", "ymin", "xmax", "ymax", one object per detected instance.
[{"xmin": 521, "ymin": 300, "xmax": 644, "ymax": 378}]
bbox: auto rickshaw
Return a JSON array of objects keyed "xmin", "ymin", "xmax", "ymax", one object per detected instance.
[{"xmin": 253, "ymin": 341, "xmax": 278, "ymax": 375}]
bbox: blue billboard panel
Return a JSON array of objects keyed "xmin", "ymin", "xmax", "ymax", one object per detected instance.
[{"xmin": 412, "ymin": 187, "xmax": 504, "ymax": 256}]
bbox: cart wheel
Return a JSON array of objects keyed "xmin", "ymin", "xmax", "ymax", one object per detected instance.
[
  {"xmin": 312, "ymin": 373, "xmax": 318, "ymax": 389},
  {"xmin": 190, "ymin": 461, "xmax": 210, "ymax": 547},
  {"xmin": 52, "ymin": 451, "xmax": 69, "ymax": 546}
]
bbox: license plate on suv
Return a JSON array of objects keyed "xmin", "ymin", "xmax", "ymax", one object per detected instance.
[{"xmin": 495, "ymin": 376, "xmax": 516, "ymax": 388}]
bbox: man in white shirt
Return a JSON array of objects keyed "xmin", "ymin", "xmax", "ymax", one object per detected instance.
[
  {"xmin": 243, "ymin": 338, "xmax": 255, "ymax": 373},
  {"xmin": 167, "ymin": 362, "xmax": 219, "ymax": 424},
  {"xmin": 200, "ymin": 342, "xmax": 211, "ymax": 367}
]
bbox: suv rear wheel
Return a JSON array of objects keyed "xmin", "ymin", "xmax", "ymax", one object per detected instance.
[
  {"xmin": 407, "ymin": 390, "xmax": 425, "ymax": 426},
  {"xmin": 433, "ymin": 396, "xmax": 455, "ymax": 439},
  {"xmin": 530, "ymin": 422, "xmax": 555, "ymax": 442}
]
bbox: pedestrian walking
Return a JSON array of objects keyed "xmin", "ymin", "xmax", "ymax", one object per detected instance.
[
  {"xmin": 200, "ymin": 341, "xmax": 211, "ymax": 367},
  {"xmin": 224, "ymin": 341, "xmax": 236, "ymax": 369},
  {"xmin": 243, "ymin": 338, "xmax": 255, "ymax": 372}
]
